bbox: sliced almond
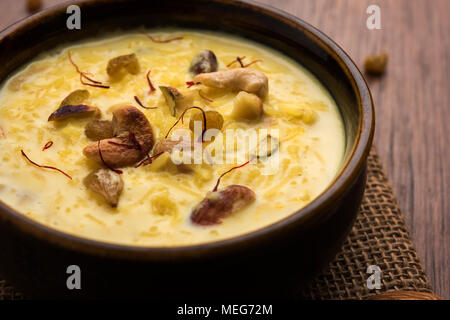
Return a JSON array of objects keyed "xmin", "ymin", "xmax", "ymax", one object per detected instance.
[{"xmin": 191, "ymin": 185, "xmax": 256, "ymax": 225}]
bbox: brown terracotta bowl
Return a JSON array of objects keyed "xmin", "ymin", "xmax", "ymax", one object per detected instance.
[{"xmin": 0, "ymin": 0, "xmax": 374, "ymax": 299}]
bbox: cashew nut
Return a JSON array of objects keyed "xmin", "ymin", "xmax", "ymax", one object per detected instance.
[{"xmin": 194, "ymin": 68, "xmax": 268, "ymax": 98}]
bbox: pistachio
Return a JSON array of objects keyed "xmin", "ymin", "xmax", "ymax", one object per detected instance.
[
  {"xmin": 189, "ymin": 110, "xmax": 224, "ymax": 132},
  {"xmin": 106, "ymin": 53, "xmax": 140, "ymax": 80},
  {"xmin": 85, "ymin": 119, "xmax": 115, "ymax": 141},
  {"xmin": 48, "ymin": 104, "xmax": 100, "ymax": 122},
  {"xmin": 159, "ymin": 86, "xmax": 184, "ymax": 116},
  {"xmin": 83, "ymin": 168, "xmax": 124, "ymax": 207},
  {"xmin": 190, "ymin": 50, "xmax": 218, "ymax": 75},
  {"xmin": 191, "ymin": 185, "xmax": 256, "ymax": 225},
  {"xmin": 59, "ymin": 89, "xmax": 90, "ymax": 107},
  {"xmin": 232, "ymin": 91, "xmax": 263, "ymax": 120},
  {"xmin": 194, "ymin": 68, "xmax": 268, "ymax": 98},
  {"xmin": 83, "ymin": 106, "xmax": 154, "ymax": 168}
]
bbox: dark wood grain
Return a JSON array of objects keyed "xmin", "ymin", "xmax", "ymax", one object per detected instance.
[
  {"xmin": 256, "ymin": 0, "xmax": 449, "ymax": 300},
  {"xmin": 0, "ymin": 0, "xmax": 448, "ymax": 299}
]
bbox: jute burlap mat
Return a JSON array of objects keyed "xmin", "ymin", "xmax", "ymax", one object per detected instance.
[
  {"xmin": 0, "ymin": 148, "xmax": 433, "ymax": 300},
  {"xmin": 300, "ymin": 148, "xmax": 433, "ymax": 299}
]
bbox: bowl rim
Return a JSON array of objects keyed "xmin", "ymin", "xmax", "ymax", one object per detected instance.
[{"xmin": 0, "ymin": 0, "xmax": 374, "ymax": 260}]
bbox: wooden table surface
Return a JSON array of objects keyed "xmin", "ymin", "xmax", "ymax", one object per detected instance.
[{"xmin": 0, "ymin": 0, "xmax": 448, "ymax": 299}]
